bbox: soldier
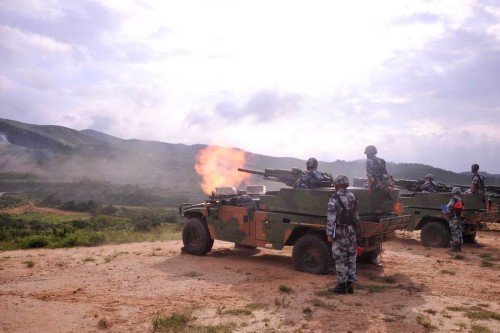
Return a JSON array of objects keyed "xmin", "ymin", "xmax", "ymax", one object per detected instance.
[
  {"xmin": 364, "ymin": 145, "xmax": 393, "ymax": 193},
  {"xmin": 293, "ymin": 157, "xmax": 325, "ymax": 189},
  {"xmin": 326, "ymin": 175, "xmax": 359, "ymax": 294},
  {"xmin": 446, "ymin": 187, "xmax": 464, "ymax": 252},
  {"xmin": 420, "ymin": 174, "xmax": 438, "ymax": 193},
  {"xmin": 470, "ymin": 164, "xmax": 485, "ymax": 194}
]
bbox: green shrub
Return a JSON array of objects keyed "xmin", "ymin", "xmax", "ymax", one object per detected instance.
[{"xmin": 19, "ymin": 235, "xmax": 49, "ymax": 249}]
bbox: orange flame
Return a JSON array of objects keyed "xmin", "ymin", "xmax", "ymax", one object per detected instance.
[{"xmin": 195, "ymin": 146, "xmax": 251, "ymax": 194}]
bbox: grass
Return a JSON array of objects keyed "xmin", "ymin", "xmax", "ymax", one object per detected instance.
[
  {"xmin": 183, "ymin": 271, "xmax": 202, "ymax": 278},
  {"xmin": 440, "ymin": 269, "xmax": 456, "ymax": 275},
  {"xmin": 279, "ymin": 284, "xmax": 293, "ymax": 293},
  {"xmin": 481, "ymin": 260, "xmax": 494, "ymax": 267},
  {"xmin": 83, "ymin": 257, "xmax": 95, "ymax": 262},
  {"xmin": 470, "ymin": 324, "xmax": 493, "ymax": 333},
  {"xmin": 445, "ymin": 306, "xmax": 500, "ymax": 321},
  {"xmin": 416, "ymin": 314, "xmax": 437, "ymax": 330},
  {"xmin": 152, "ymin": 311, "xmax": 190, "ymax": 333},
  {"xmin": 23, "ymin": 260, "xmax": 35, "ymax": 268},
  {"xmin": 223, "ymin": 308, "xmax": 252, "ymax": 316},
  {"xmin": 309, "ymin": 298, "xmax": 333, "ymax": 309}
]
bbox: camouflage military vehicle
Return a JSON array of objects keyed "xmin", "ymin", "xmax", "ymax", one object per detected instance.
[
  {"xmin": 393, "ymin": 179, "xmax": 498, "ymax": 247},
  {"xmin": 179, "ymin": 168, "xmax": 411, "ymax": 275}
]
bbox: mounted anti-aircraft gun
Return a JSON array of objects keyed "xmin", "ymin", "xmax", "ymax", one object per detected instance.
[{"xmin": 237, "ymin": 167, "xmax": 334, "ymax": 187}]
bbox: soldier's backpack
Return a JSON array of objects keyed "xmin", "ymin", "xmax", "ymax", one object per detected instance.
[{"xmin": 332, "ymin": 193, "xmax": 363, "ymax": 244}]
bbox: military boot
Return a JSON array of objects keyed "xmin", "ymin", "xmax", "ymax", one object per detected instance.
[
  {"xmin": 451, "ymin": 244, "xmax": 460, "ymax": 252},
  {"xmin": 328, "ymin": 283, "xmax": 347, "ymax": 294},
  {"xmin": 346, "ymin": 281, "xmax": 354, "ymax": 294}
]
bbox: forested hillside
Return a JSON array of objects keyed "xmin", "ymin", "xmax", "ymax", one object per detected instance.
[{"xmin": 1, "ymin": 118, "xmax": 498, "ymax": 206}]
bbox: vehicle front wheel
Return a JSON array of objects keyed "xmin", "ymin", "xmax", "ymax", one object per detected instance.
[
  {"xmin": 182, "ymin": 217, "xmax": 214, "ymax": 255},
  {"xmin": 421, "ymin": 221, "xmax": 451, "ymax": 247},
  {"xmin": 292, "ymin": 233, "xmax": 332, "ymax": 275}
]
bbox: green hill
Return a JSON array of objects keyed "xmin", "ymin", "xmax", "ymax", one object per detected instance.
[{"xmin": 0, "ymin": 118, "xmax": 498, "ymax": 206}]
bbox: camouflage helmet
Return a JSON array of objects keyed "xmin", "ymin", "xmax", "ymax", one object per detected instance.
[
  {"xmin": 334, "ymin": 174, "xmax": 349, "ymax": 187},
  {"xmin": 306, "ymin": 157, "xmax": 318, "ymax": 170},
  {"xmin": 364, "ymin": 145, "xmax": 377, "ymax": 155},
  {"xmin": 425, "ymin": 174, "xmax": 434, "ymax": 180},
  {"xmin": 452, "ymin": 186, "xmax": 461, "ymax": 195}
]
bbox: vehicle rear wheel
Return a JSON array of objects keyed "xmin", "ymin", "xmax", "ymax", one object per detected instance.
[
  {"xmin": 357, "ymin": 244, "xmax": 381, "ymax": 263},
  {"xmin": 292, "ymin": 233, "xmax": 332, "ymax": 275},
  {"xmin": 182, "ymin": 217, "xmax": 214, "ymax": 255},
  {"xmin": 421, "ymin": 221, "xmax": 451, "ymax": 247},
  {"xmin": 463, "ymin": 232, "xmax": 476, "ymax": 244}
]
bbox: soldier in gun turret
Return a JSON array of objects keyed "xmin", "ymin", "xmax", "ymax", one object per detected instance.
[
  {"xmin": 420, "ymin": 174, "xmax": 438, "ymax": 193},
  {"xmin": 364, "ymin": 145, "xmax": 393, "ymax": 193},
  {"xmin": 326, "ymin": 175, "xmax": 359, "ymax": 294},
  {"xmin": 293, "ymin": 158, "xmax": 324, "ymax": 189},
  {"xmin": 469, "ymin": 164, "xmax": 485, "ymax": 195},
  {"xmin": 446, "ymin": 187, "xmax": 464, "ymax": 252}
]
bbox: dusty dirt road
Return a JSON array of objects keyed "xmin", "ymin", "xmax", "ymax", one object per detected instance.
[{"xmin": 1, "ymin": 227, "xmax": 499, "ymax": 333}]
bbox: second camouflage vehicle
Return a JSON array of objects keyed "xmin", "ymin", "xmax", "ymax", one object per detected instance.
[
  {"xmin": 393, "ymin": 179, "xmax": 498, "ymax": 247},
  {"xmin": 179, "ymin": 168, "xmax": 411, "ymax": 275}
]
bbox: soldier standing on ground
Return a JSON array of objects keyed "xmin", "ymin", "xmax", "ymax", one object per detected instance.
[
  {"xmin": 446, "ymin": 187, "xmax": 464, "ymax": 252},
  {"xmin": 420, "ymin": 174, "xmax": 438, "ymax": 193},
  {"xmin": 293, "ymin": 158, "xmax": 325, "ymax": 189},
  {"xmin": 364, "ymin": 145, "xmax": 393, "ymax": 193},
  {"xmin": 326, "ymin": 175, "xmax": 359, "ymax": 294},
  {"xmin": 470, "ymin": 164, "xmax": 485, "ymax": 194}
]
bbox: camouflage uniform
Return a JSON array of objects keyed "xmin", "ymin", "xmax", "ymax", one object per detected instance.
[
  {"xmin": 447, "ymin": 194, "xmax": 464, "ymax": 250},
  {"xmin": 420, "ymin": 180, "xmax": 437, "ymax": 193},
  {"xmin": 326, "ymin": 189, "xmax": 359, "ymax": 284},
  {"xmin": 366, "ymin": 156, "xmax": 391, "ymax": 191},
  {"xmin": 471, "ymin": 173, "xmax": 485, "ymax": 194},
  {"xmin": 294, "ymin": 170, "xmax": 324, "ymax": 189}
]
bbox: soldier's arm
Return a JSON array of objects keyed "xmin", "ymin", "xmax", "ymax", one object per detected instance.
[{"xmin": 326, "ymin": 197, "xmax": 338, "ymax": 241}]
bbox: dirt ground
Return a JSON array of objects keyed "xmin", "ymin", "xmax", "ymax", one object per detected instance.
[{"xmin": 1, "ymin": 227, "xmax": 499, "ymax": 333}]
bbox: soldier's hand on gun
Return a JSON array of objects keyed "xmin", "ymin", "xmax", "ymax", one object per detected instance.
[{"xmin": 327, "ymin": 235, "xmax": 333, "ymax": 243}]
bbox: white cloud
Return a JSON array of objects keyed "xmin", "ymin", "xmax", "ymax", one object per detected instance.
[{"xmin": 1, "ymin": 0, "xmax": 500, "ymax": 173}]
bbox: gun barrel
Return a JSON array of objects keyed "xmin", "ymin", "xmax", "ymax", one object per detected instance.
[{"xmin": 237, "ymin": 168, "xmax": 266, "ymax": 176}]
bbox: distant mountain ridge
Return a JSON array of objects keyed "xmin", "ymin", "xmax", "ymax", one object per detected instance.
[{"xmin": 0, "ymin": 118, "xmax": 499, "ymax": 192}]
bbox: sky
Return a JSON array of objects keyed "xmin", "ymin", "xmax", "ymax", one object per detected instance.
[{"xmin": 0, "ymin": 0, "xmax": 499, "ymax": 173}]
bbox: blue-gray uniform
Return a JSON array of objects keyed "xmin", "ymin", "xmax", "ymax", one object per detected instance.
[
  {"xmin": 366, "ymin": 156, "xmax": 391, "ymax": 191},
  {"xmin": 294, "ymin": 169, "xmax": 324, "ymax": 189},
  {"xmin": 447, "ymin": 194, "xmax": 464, "ymax": 248},
  {"xmin": 420, "ymin": 180, "xmax": 437, "ymax": 192},
  {"xmin": 471, "ymin": 173, "xmax": 485, "ymax": 194},
  {"xmin": 326, "ymin": 189, "xmax": 359, "ymax": 284}
]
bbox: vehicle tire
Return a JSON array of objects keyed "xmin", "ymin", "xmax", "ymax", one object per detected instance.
[
  {"xmin": 182, "ymin": 217, "xmax": 214, "ymax": 255},
  {"xmin": 357, "ymin": 244, "xmax": 381, "ymax": 264},
  {"xmin": 292, "ymin": 233, "xmax": 332, "ymax": 275},
  {"xmin": 421, "ymin": 221, "xmax": 451, "ymax": 248},
  {"xmin": 463, "ymin": 232, "xmax": 476, "ymax": 244}
]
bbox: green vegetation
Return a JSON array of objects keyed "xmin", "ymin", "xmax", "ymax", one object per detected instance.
[
  {"xmin": 446, "ymin": 306, "xmax": 500, "ymax": 321},
  {"xmin": 470, "ymin": 324, "xmax": 493, "ymax": 333},
  {"xmin": 152, "ymin": 311, "xmax": 190, "ymax": 333},
  {"xmin": 0, "ymin": 205, "xmax": 182, "ymax": 251},
  {"xmin": 278, "ymin": 284, "xmax": 293, "ymax": 293},
  {"xmin": 416, "ymin": 314, "xmax": 437, "ymax": 330},
  {"xmin": 23, "ymin": 260, "xmax": 35, "ymax": 268}
]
